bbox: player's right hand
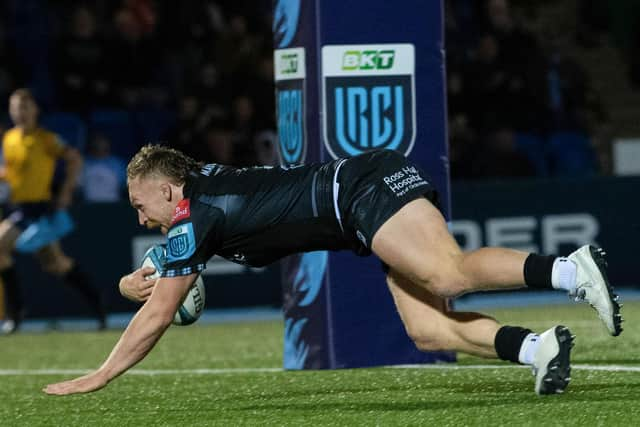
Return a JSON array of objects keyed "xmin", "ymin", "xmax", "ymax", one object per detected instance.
[{"xmin": 119, "ymin": 266, "xmax": 157, "ymax": 302}]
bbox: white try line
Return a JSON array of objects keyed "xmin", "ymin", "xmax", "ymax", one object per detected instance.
[{"xmin": 1, "ymin": 364, "xmax": 639, "ymax": 376}]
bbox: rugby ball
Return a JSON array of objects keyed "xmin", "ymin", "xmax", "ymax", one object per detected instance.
[{"xmin": 141, "ymin": 244, "xmax": 205, "ymax": 326}]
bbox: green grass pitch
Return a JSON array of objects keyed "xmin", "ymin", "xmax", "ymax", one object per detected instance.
[{"xmin": 1, "ymin": 302, "xmax": 639, "ymax": 426}]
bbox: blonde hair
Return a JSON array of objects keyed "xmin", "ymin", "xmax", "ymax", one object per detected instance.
[{"xmin": 127, "ymin": 144, "xmax": 202, "ymax": 184}]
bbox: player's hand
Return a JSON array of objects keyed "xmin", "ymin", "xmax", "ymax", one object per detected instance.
[
  {"xmin": 119, "ymin": 267, "xmax": 157, "ymax": 302},
  {"xmin": 43, "ymin": 371, "xmax": 108, "ymax": 396}
]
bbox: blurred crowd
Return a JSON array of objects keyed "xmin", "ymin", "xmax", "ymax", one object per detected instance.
[
  {"xmin": 445, "ymin": 0, "xmax": 614, "ymax": 180},
  {"xmin": 0, "ymin": 0, "xmax": 637, "ymax": 198},
  {"xmin": 0, "ymin": 0, "xmax": 277, "ymax": 203}
]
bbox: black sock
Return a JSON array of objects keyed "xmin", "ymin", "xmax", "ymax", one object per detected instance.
[
  {"xmin": 495, "ymin": 326, "xmax": 533, "ymax": 364},
  {"xmin": 523, "ymin": 254, "xmax": 556, "ymax": 289},
  {"xmin": 1, "ymin": 266, "xmax": 23, "ymax": 320},
  {"xmin": 63, "ymin": 264, "xmax": 104, "ymax": 318}
]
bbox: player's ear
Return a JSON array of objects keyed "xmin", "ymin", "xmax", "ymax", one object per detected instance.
[{"xmin": 160, "ymin": 182, "xmax": 172, "ymax": 201}]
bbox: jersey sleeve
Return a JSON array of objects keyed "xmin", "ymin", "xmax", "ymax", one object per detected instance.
[
  {"xmin": 162, "ymin": 198, "xmax": 224, "ymax": 277},
  {"xmin": 44, "ymin": 133, "xmax": 67, "ymax": 158}
]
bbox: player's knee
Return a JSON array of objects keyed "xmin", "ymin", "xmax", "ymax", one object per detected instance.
[
  {"xmin": 0, "ymin": 252, "xmax": 13, "ymax": 270},
  {"xmin": 40, "ymin": 258, "xmax": 71, "ymax": 276},
  {"xmin": 414, "ymin": 271, "xmax": 469, "ymax": 299},
  {"xmin": 405, "ymin": 323, "xmax": 453, "ymax": 352}
]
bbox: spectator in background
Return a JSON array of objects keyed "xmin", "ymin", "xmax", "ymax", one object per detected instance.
[
  {"xmin": 53, "ymin": 5, "xmax": 112, "ymax": 111},
  {"xmin": 0, "ymin": 21, "xmax": 27, "ymax": 109},
  {"xmin": 191, "ymin": 62, "xmax": 230, "ymax": 124},
  {"xmin": 482, "ymin": 0, "xmax": 548, "ymax": 132},
  {"xmin": 216, "ymin": 14, "xmax": 261, "ymax": 84},
  {"xmin": 544, "ymin": 37, "xmax": 593, "ymax": 133},
  {"xmin": 484, "ymin": 0, "xmax": 544, "ymax": 72},
  {"xmin": 0, "ymin": 89, "xmax": 105, "ymax": 334},
  {"xmin": 472, "ymin": 126, "xmax": 537, "ymax": 179},
  {"xmin": 203, "ymin": 123, "xmax": 234, "ymax": 164},
  {"xmin": 230, "ymin": 94, "xmax": 258, "ymax": 166},
  {"xmin": 81, "ymin": 133, "xmax": 126, "ymax": 202},
  {"xmin": 166, "ymin": 94, "xmax": 212, "ymax": 160},
  {"xmin": 109, "ymin": 5, "xmax": 166, "ymax": 108},
  {"xmin": 247, "ymin": 53, "xmax": 277, "ymax": 130},
  {"xmin": 465, "ymin": 34, "xmax": 517, "ymax": 132},
  {"xmin": 447, "ymin": 115, "xmax": 478, "ymax": 181}
]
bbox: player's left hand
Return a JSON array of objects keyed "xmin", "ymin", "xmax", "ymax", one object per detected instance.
[{"xmin": 43, "ymin": 371, "xmax": 108, "ymax": 396}]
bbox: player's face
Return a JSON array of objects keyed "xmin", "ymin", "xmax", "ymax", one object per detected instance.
[
  {"xmin": 128, "ymin": 176, "xmax": 174, "ymax": 234},
  {"xmin": 9, "ymin": 95, "xmax": 38, "ymax": 128}
]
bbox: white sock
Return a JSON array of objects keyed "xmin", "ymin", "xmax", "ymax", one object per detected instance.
[
  {"xmin": 518, "ymin": 333, "xmax": 541, "ymax": 365},
  {"xmin": 551, "ymin": 258, "xmax": 577, "ymax": 293}
]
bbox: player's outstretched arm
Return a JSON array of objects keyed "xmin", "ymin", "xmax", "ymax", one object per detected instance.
[{"xmin": 43, "ymin": 273, "xmax": 197, "ymax": 396}]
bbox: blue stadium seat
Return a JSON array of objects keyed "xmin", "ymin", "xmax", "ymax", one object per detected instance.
[
  {"xmin": 134, "ymin": 109, "xmax": 176, "ymax": 145},
  {"xmin": 514, "ymin": 132, "xmax": 549, "ymax": 177},
  {"xmin": 89, "ymin": 109, "xmax": 137, "ymax": 160},
  {"xmin": 548, "ymin": 131, "xmax": 596, "ymax": 176},
  {"xmin": 41, "ymin": 112, "xmax": 87, "ymax": 150}
]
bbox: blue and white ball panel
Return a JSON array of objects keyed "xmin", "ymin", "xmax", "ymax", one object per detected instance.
[
  {"xmin": 141, "ymin": 244, "xmax": 166, "ymax": 279},
  {"xmin": 140, "ymin": 243, "xmax": 206, "ymax": 326},
  {"xmin": 174, "ymin": 276, "xmax": 206, "ymax": 325}
]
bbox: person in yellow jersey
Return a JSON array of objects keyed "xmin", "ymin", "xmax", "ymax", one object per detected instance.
[{"xmin": 0, "ymin": 88, "xmax": 105, "ymax": 334}]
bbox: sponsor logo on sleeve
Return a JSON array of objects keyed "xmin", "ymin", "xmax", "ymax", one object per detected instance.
[
  {"xmin": 171, "ymin": 199, "xmax": 191, "ymax": 224},
  {"xmin": 167, "ymin": 222, "xmax": 196, "ymax": 262}
]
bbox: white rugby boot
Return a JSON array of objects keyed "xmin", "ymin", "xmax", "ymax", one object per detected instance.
[
  {"xmin": 532, "ymin": 325, "xmax": 574, "ymax": 395},
  {"xmin": 568, "ymin": 245, "xmax": 623, "ymax": 336}
]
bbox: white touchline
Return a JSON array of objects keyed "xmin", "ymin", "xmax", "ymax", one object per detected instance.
[{"xmin": 1, "ymin": 364, "xmax": 640, "ymax": 376}]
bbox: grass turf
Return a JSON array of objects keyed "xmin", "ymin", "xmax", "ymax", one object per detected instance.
[{"xmin": 0, "ymin": 302, "xmax": 639, "ymax": 426}]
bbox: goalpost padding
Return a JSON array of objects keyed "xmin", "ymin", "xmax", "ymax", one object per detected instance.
[{"xmin": 274, "ymin": 0, "xmax": 454, "ymax": 369}]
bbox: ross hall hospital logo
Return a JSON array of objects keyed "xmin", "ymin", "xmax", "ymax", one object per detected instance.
[{"xmin": 322, "ymin": 44, "xmax": 416, "ymax": 159}]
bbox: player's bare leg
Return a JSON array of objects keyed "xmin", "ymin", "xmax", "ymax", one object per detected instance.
[
  {"xmin": 372, "ymin": 198, "xmax": 622, "ymax": 336},
  {"xmin": 0, "ymin": 219, "xmax": 22, "ymax": 334},
  {"xmin": 386, "ymin": 269, "xmax": 499, "ymax": 358},
  {"xmin": 386, "ymin": 269, "xmax": 574, "ymax": 395},
  {"xmin": 372, "ymin": 198, "xmax": 530, "ymax": 297}
]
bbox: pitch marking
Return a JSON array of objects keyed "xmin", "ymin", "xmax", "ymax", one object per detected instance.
[{"xmin": 1, "ymin": 364, "xmax": 639, "ymax": 376}]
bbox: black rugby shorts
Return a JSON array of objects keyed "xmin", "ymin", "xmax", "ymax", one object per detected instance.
[{"xmin": 335, "ymin": 149, "xmax": 439, "ymax": 256}]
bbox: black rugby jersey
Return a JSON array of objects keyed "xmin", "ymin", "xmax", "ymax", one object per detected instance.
[{"xmin": 162, "ymin": 160, "xmax": 348, "ymax": 277}]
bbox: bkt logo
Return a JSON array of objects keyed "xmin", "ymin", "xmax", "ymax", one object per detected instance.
[
  {"xmin": 279, "ymin": 53, "xmax": 298, "ymax": 75},
  {"xmin": 323, "ymin": 44, "xmax": 415, "ymax": 159},
  {"xmin": 342, "ymin": 50, "xmax": 395, "ymax": 70},
  {"xmin": 277, "ymin": 88, "xmax": 306, "ymax": 165}
]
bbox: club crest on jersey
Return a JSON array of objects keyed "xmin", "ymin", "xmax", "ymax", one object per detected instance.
[
  {"xmin": 322, "ymin": 44, "xmax": 416, "ymax": 159},
  {"xmin": 172, "ymin": 199, "xmax": 191, "ymax": 224},
  {"xmin": 167, "ymin": 223, "xmax": 196, "ymax": 261}
]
